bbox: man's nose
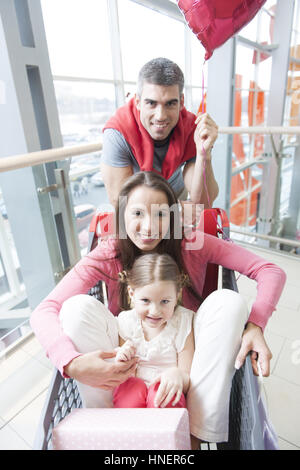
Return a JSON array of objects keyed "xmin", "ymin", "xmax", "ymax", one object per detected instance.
[{"xmin": 154, "ymin": 105, "xmax": 167, "ymax": 121}]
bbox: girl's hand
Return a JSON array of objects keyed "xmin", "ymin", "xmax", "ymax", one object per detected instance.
[
  {"xmin": 151, "ymin": 367, "xmax": 185, "ymax": 408},
  {"xmin": 115, "ymin": 340, "xmax": 136, "ymax": 362},
  {"xmin": 64, "ymin": 349, "xmax": 138, "ymax": 390},
  {"xmin": 235, "ymin": 322, "xmax": 273, "ymax": 376},
  {"xmin": 194, "ymin": 113, "xmax": 218, "ymax": 159}
]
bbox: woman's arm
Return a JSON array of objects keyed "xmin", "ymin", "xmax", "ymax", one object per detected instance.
[
  {"xmin": 184, "ymin": 233, "xmax": 287, "ymax": 331},
  {"xmin": 30, "ymin": 241, "xmax": 119, "ymax": 375}
]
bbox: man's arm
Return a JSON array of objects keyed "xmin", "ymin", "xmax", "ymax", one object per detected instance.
[
  {"xmin": 101, "ymin": 163, "xmax": 133, "ymax": 208},
  {"xmin": 183, "ymin": 113, "xmax": 219, "ymax": 208},
  {"xmin": 183, "ymin": 157, "xmax": 219, "ymax": 209},
  {"xmin": 101, "ymin": 129, "xmax": 135, "ymax": 207}
]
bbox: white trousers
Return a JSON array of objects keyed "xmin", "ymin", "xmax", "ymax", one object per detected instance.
[{"xmin": 60, "ymin": 289, "xmax": 248, "ymax": 442}]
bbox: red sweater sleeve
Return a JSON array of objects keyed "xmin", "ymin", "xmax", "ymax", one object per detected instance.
[
  {"xmin": 183, "ymin": 233, "xmax": 287, "ymax": 331},
  {"xmin": 30, "ymin": 240, "xmax": 120, "ymax": 375}
]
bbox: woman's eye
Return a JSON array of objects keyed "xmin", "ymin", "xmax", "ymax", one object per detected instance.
[{"xmin": 134, "ymin": 210, "xmax": 142, "ymax": 217}]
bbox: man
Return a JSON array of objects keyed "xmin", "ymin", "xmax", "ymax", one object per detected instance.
[{"xmin": 101, "ymin": 57, "xmax": 219, "ymax": 208}]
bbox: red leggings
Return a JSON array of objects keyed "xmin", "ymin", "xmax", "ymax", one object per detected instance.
[{"xmin": 113, "ymin": 377, "xmax": 186, "ymax": 408}]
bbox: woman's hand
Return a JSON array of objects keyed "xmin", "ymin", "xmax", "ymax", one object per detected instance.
[
  {"xmin": 194, "ymin": 113, "xmax": 218, "ymax": 159},
  {"xmin": 64, "ymin": 349, "xmax": 138, "ymax": 390},
  {"xmin": 115, "ymin": 340, "xmax": 136, "ymax": 362},
  {"xmin": 235, "ymin": 322, "xmax": 273, "ymax": 376},
  {"xmin": 151, "ymin": 367, "xmax": 186, "ymax": 408}
]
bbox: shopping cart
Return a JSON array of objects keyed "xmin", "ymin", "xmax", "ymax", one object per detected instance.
[{"xmin": 34, "ymin": 208, "xmax": 267, "ymax": 450}]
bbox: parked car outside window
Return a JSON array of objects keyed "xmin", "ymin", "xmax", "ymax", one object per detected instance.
[{"xmin": 74, "ymin": 204, "xmax": 96, "ymax": 232}]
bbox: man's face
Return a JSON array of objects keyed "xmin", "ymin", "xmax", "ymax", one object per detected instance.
[{"xmin": 135, "ymin": 82, "xmax": 184, "ymax": 141}]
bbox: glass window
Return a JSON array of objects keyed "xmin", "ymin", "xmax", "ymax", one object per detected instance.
[
  {"xmin": 53, "ymin": 79, "xmax": 116, "ymax": 141},
  {"xmin": 118, "ymin": 0, "xmax": 185, "ymax": 83},
  {"xmin": 0, "ymin": 197, "xmax": 27, "ymax": 351},
  {"xmin": 191, "ymin": 87, "xmax": 205, "ymax": 116},
  {"xmin": 190, "ymin": 30, "xmax": 206, "ymax": 87},
  {"xmin": 41, "ymin": 0, "xmax": 113, "ymax": 79},
  {"xmin": 236, "ymin": 45, "xmax": 256, "ymax": 89},
  {"xmin": 239, "ymin": 15, "xmax": 258, "ymax": 42},
  {"xmin": 53, "ymin": 79, "xmax": 114, "ymax": 252}
]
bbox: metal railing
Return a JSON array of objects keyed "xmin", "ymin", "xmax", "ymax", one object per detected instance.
[{"xmin": 0, "ymin": 126, "xmax": 299, "ymax": 252}]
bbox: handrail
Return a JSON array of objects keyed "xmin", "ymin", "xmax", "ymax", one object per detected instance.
[
  {"xmin": 219, "ymin": 126, "xmax": 300, "ymax": 135},
  {"xmin": 231, "ymin": 228, "xmax": 300, "ymax": 249},
  {"xmin": 1, "ymin": 126, "xmax": 300, "ymax": 174},
  {"xmin": 0, "ymin": 142, "xmax": 102, "ymax": 173}
]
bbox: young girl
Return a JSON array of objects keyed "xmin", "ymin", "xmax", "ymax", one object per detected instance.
[{"xmin": 113, "ymin": 253, "xmax": 195, "ymax": 410}]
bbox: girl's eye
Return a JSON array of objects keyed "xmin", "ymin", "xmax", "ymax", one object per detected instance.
[
  {"xmin": 161, "ymin": 300, "xmax": 169, "ymax": 304},
  {"xmin": 141, "ymin": 298, "xmax": 149, "ymax": 303}
]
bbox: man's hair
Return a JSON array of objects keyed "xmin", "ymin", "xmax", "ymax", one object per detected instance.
[{"xmin": 137, "ymin": 57, "xmax": 184, "ymax": 96}]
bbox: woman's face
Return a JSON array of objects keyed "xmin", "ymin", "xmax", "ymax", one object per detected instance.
[{"xmin": 124, "ymin": 186, "xmax": 171, "ymax": 252}]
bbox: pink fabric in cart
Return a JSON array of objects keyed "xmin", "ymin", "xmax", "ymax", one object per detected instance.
[{"xmin": 52, "ymin": 408, "xmax": 191, "ymax": 450}]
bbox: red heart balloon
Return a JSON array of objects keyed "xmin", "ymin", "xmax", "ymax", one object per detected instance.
[{"xmin": 177, "ymin": 0, "xmax": 267, "ymax": 60}]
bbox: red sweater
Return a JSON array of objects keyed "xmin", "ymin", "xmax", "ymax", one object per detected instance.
[{"xmin": 103, "ymin": 98, "xmax": 197, "ymax": 180}]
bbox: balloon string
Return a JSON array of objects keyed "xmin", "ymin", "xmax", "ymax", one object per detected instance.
[
  {"xmin": 201, "ymin": 60, "xmax": 211, "ymax": 210},
  {"xmin": 200, "ymin": 60, "xmax": 232, "ymax": 244}
]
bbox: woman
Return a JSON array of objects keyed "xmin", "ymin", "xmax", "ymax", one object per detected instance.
[{"xmin": 30, "ymin": 171, "xmax": 286, "ymax": 447}]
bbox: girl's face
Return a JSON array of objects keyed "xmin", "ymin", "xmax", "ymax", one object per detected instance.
[
  {"xmin": 129, "ymin": 281, "xmax": 178, "ymax": 332},
  {"xmin": 124, "ymin": 186, "xmax": 170, "ymax": 252}
]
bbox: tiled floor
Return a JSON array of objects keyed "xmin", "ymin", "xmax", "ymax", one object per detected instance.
[{"xmin": 0, "ymin": 243, "xmax": 299, "ymax": 450}]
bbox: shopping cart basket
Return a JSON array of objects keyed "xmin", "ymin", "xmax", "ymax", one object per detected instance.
[{"xmin": 34, "ymin": 208, "xmax": 267, "ymax": 450}]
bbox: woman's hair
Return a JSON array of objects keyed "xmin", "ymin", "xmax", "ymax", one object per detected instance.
[
  {"xmin": 116, "ymin": 171, "xmax": 186, "ymax": 309},
  {"xmin": 119, "ymin": 253, "xmax": 189, "ymax": 297}
]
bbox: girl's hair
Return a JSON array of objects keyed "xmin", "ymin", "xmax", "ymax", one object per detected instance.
[
  {"xmin": 115, "ymin": 171, "xmax": 186, "ymax": 309},
  {"xmin": 119, "ymin": 253, "xmax": 189, "ymax": 298}
]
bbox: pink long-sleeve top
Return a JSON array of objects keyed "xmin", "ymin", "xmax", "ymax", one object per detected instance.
[{"xmin": 30, "ymin": 234, "xmax": 286, "ymax": 376}]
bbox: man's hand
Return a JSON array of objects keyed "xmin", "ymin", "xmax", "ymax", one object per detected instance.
[
  {"xmin": 194, "ymin": 113, "xmax": 218, "ymax": 159},
  {"xmin": 64, "ymin": 349, "xmax": 138, "ymax": 390},
  {"xmin": 235, "ymin": 322, "xmax": 273, "ymax": 376}
]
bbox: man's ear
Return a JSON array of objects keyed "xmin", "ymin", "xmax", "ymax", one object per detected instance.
[
  {"xmin": 180, "ymin": 93, "xmax": 185, "ymax": 111},
  {"xmin": 134, "ymin": 93, "xmax": 141, "ymax": 111}
]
